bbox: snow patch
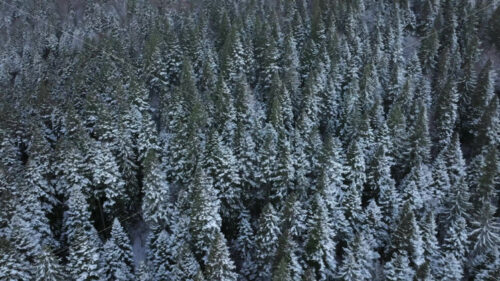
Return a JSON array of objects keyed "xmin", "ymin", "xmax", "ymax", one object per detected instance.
[{"xmin": 128, "ymin": 219, "xmax": 150, "ymax": 268}]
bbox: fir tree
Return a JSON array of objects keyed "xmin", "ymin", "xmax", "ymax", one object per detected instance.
[
  {"xmin": 203, "ymin": 129, "xmax": 241, "ymax": 221},
  {"xmin": 467, "ymin": 61, "xmax": 496, "ymax": 137},
  {"xmin": 420, "ymin": 212, "xmax": 441, "ymax": 279},
  {"xmin": 434, "ymin": 79, "xmax": 458, "ymax": 149},
  {"xmin": 469, "ymin": 145, "xmax": 500, "ymax": 259},
  {"xmin": 368, "ymin": 144, "xmax": 400, "ymax": 234},
  {"xmin": 141, "ymin": 156, "xmax": 172, "ymax": 226},
  {"xmin": 440, "ymin": 252, "xmax": 463, "ymax": 281},
  {"xmin": 103, "ymin": 219, "xmax": 134, "ymax": 281},
  {"xmin": 235, "ymin": 210, "xmax": 255, "ymax": 281},
  {"xmin": 34, "ymin": 247, "xmax": 67, "ymax": 281},
  {"xmin": 204, "ymin": 232, "xmax": 238, "ymax": 281},
  {"xmin": 443, "ymin": 216, "xmax": 469, "ymax": 264},
  {"xmin": 189, "ymin": 166, "xmax": 222, "ymax": 262},
  {"xmin": 171, "ymin": 244, "xmax": 202, "ymax": 281},
  {"xmin": 384, "ymin": 251, "xmax": 415, "ymax": 281},
  {"xmin": 64, "ymin": 188, "xmax": 95, "ymax": 244},
  {"xmin": 0, "ymin": 244, "xmax": 32, "ymax": 281},
  {"xmin": 136, "ymin": 261, "xmax": 152, "ymax": 281},
  {"xmin": 166, "ymin": 60, "xmax": 204, "ymax": 185},
  {"xmin": 338, "ymin": 232, "xmax": 376, "ymax": 281},
  {"xmin": 345, "ymin": 138, "xmax": 366, "ymax": 192},
  {"xmin": 253, "ymin": 203, "xmax": 281, "ymax": 281},
  {"xmin": 67, "ymin": 228, "xmax": 102, "ymax": 281},
  {"xmin": 391, "ymin": 202, "xmax": 424, "ymax": 268},
  {"xmin": 304, "ymin": 194, "xmax": 336, "ymax": 280}
]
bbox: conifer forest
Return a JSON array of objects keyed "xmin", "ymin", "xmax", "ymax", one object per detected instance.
[{"xmin": 1, "ymin": 0, "xmax": 500, "ymax": 280}]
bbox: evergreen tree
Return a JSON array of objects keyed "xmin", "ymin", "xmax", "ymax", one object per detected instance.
[
  {"xmin": 338, "ymin": 232, "xmax": 376, "ymax": 281},
  {"xmin": 304, "ymin": 194, "xmax": 336, "ymax": 280},
  {"xmin": 364, "ymin": 200, "xmax": 387, "ymax": 249},
  {"xmin": 342, "ymin": 183, "xmax": 364, "ymax": 234},
  {"xmin": 272, "ymin": 226, "xmax": 302, "ymax": 281},
  {"xmin": 203, "ymin": 129, "xmax": 241, "ymax": 220},
  {"xmin": 163, "ymin": 21, "xmax": 183, "ymax": 87},
  {"xmin": 269, "ymin": 130, "xmax": 294, "ymax": 203},
  {"xmin": 103, "ymin": 218, "xmax": 134, "ymax": 281},
  {"xmin": 141, "ymin": 156, "xmax": 172, "ymax": 226},
  {"xmin": 235, "ymin": 210, "xmax": 255, "ymax": 281},
  {"xmin": 166, "ymin": 60, "xmax": 204, "ymax": 185},
  {"xmin": 317, "ymin": 135, "xmax": 346, "ymax": 204},
  {"xmin": 257, "ymin": 124, "xmax": 278, "ymax": 201},
  {"xmin": 0, "ymin": 244, "xmax": 32, "ymax": 281},
  {"xmin": 368, "ymin": 144, "xmax": 400, "ymax": 234},
  {"xmin": 469, "ymin": 145, "xmax": 500, "ymax": 259},
  {"xmin": 171, "ymin": 244, "xmax": 202, "ymax": 281},
  {"xmin": 467, "ymin": 61, "xmax": 496, "ymax": 137},
  {"xmin": 280, "ymin": 33, "xmax": 301, "ymax": 116},
  {"xmin": 189, "ymin": 166, "xmax": 222, "ymax": 262},
  {"xmin": 408, "ymin": 99, "xmax": 431, "ymax": 166},
  {"xmin": 67, "ymin": 228, "xmax": 102, "ymax": 281},
  {"xmin": 420, "ymin": 212, "xmax": 441, "ymax": 279},
  {"xmin": 442, "ymin": 136, "xmax": 471, "ymax": 222},
  {"xmin": 474, "ymin": 250, "xmax": 500, "ymax": 281},
  {"xmin": 233, "ymin": 75, "xmax": 259, "ymax": 205},
  {"xmin": 34, "ymin": 247, "xmax": 67, "ymax": 281},
  {"xmin": 2, "ymin": 2, "xmax": 500, "ymax": 280},
  {"xmin": 443, "ymin": 216, "xmax": 469, "ymax": 264},
  {"xmin": 211, "ymin": 75, "xmax": 236, "ymax": 143},
  {"xmin": 440, "ymin": 252, "xmax": 463, "ymax": 281},
  {"xmin": 387, "ymin": 103, "xmax": 409, "ymax": 180},
  {"xmin": 148, "ymin": 229, "xmax": 173, "ymax": 280},
  {"xmin": 64, "ymin": 188, "xmax": 95, "ymax": 244},
  {"xmin": 384, "ymin": 251, "xmax": 415, "ymax": 281},
  {"xmin": 345, "ymin": 138, "xmax": 366, "ymax": 192},
  {"xmin": 434, "ymin": 79, "xmax": 458, "ymax": 148},
  {"xmin": 391, "ymin": 202, "xmax": 424, "ymax": 268},
  {"xmin": 220, "ymin": 28, "xmax": 247, "ymax": 84},
  {"xmin": 204, "ymin": 232, "xmax": 238, "ymax": 281},
  {"xmin": 86, "ymin": 140, "xmax": 127, "ymax": 216},
  {"xmin": 136, "ymin": 261, "xmax": 153, "ymax": 281},
  {"xmin": 253, "ymin": 203, "xmax": 281, "ymax": 281}
]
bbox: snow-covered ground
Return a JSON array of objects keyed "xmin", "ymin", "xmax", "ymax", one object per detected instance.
[{"xmin": 128, "ymin": 219, "xmax": 149, "ymax": 267}]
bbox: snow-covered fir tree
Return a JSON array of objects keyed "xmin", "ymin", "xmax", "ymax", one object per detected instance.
[{"xmin": 0, "ymin": 1, "xmax": 498, "ymax": 280}]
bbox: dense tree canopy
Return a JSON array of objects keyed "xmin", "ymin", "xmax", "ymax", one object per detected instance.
[{"xmin": 0, "ymin": 0, "xmax": 499, "ymax": 280}]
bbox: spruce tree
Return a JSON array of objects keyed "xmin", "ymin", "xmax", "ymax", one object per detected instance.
[
  {"xmin": 391, "ymin": 202, "xmax": 424, "ymax": 268},
  {"xmin": 338, "ymin": 232, "xmax": 376, "ymax": 281},
  {"xmin": 235, "ymin": 210, "xmax": 255, "ymax": 281},
  {"xmin": 64, "ymin": 188, "xmax": 95, "ymax": 244},
  {"xmin": 467, "ymin": 61, "xmax": 495, "ymax": 138},
  {"xmin": 103, "ymin": 219, "xmax": 134, "ymax": 281},
  {"xmin": 440, "ymin": 252, "xmax": 463, "ymax": 281},
  {"xmin": 384, "ymin": 251, "xmax": 415, "ymax": 281},
  {"xmin": 420, "ymin": 212, "xmax": 441, "ymax": 279},
  {"xmin": 166, "ymin": 60, "xmax": 204, "ymax": 185},
  {"xmin": 434, "ymin": 79, "xmax": 458, "ymax": 149},
  {"xmin": 368, "ymin": 144, "xmax": 400, "ymax": 234},
  {"xmin": 141, "ymin": 156, "xmax": 172, "ymax": 226},
  {"xmin": 0, "ymin": 244, "xmax": 32, "ymax": 281},
  {"xmin": 233, "ymin": 75, "xmax": 259, "ymax": 206},
  {"xmin": 469, "ymin": 145, "xmax": 500, "ymax": 259},
  {"xmin": 189, "ymin": 166, "xmax": 222, "ymax": 262},
  {"xmin": 171, "ymin": 244, "xmax": 202, "ymax": 281},
  {"xmin": 253, "ymin": 203, "xmax": 281, "ymax": 281},
  {"xmin": 204, "ymin": 232, "xmax": 238, "ymax": 281},
  {"xmin": 67, "ymin": 228, "xmax": 102, "ymax": 281},
  {"xmin": 34, "ymin": 247, "xmax": 67, "ymax": 281},
  {"xmin": 304, "ymin": 194, "xmax": 336, "ymax": 280},
  {"xmin": 203, "ymin": 129, "xmax": 241, "ymax": 221}
]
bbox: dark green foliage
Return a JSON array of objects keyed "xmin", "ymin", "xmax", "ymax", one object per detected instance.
[{"xmin": 1, "ymin": 1, "xmax": 499, "ymax": 280}]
